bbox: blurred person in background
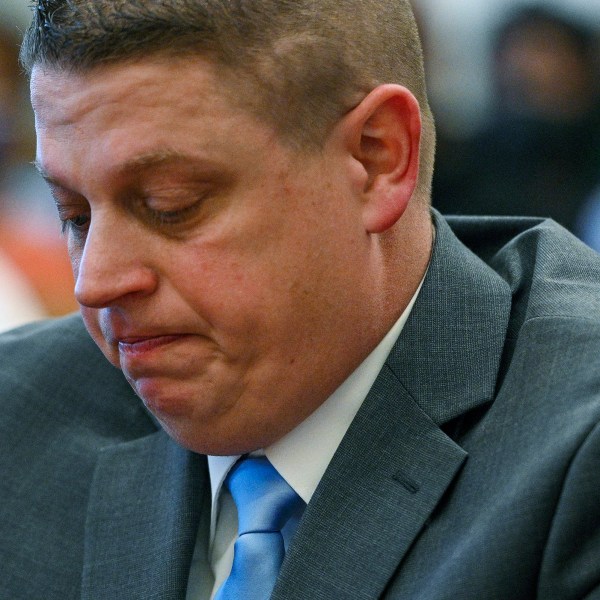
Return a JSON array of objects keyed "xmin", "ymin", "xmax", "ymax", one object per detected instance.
[
  {"xmin": 0, "ymin": 22, "xmax": 76, "ymax": 318},
  {"xmin": 433, "ymin": 4, "xmax": 600, "ymax": 235}
]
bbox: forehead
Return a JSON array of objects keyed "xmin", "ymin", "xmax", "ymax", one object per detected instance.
[
  {"xmin": 30, "ymin": 56, "xmax": 287, "ymax": 184},
  {"xmin": 31, "ymin": 56, "xmax": 241, "ymax": 126}
]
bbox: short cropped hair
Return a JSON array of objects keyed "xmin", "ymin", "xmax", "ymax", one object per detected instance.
[{"xmin": 21, "ymin": 0, "xmax": 435, "ymax": 198}]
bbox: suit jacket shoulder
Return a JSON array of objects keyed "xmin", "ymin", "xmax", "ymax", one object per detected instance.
[
  {"xmin": 0, "ymin": 315, "xmax": 157, "ymax": 598},
  {"xmin": 449, "ymin": 214, "xmax": 600, "ymax": 323},
  {"xmin": 392, "ymin": 216, "xmax": 600, "ymax": 599}
]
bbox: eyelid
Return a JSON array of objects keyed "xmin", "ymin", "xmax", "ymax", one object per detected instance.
[
  {"xmin": 144, "ymin": 196, "xmax": 206, "ymax": 227},
  {"xmin": 54, "ymin": 199, "xmax": 88, "ymax": 219},
  {"xmin": 47, "ymin": 179, "xmax": 81, "ymax": 202},
  {"xmin": 60, "ymin": 215, "xmax": 90, "ymax": 236},
  {"xmin": 137, "ymin": 184, "xmax": 212, "ymax": 219}
]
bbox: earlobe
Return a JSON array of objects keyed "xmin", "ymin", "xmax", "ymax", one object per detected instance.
[{"xmin": 345, "ymin": 85, "xmax": 422, "ymax": 234}]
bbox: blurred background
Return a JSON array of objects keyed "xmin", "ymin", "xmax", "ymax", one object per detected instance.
[
  {"xmin": 1, "ymin": 0, "xmax": 77, "ymax": 332},
  {"xmin": 413, "ymin": 0, "xmax": 600, "ymax": 247},
  {"xmin": 0, "ymin": 0, "xmax": 599, "ymax": 331}
]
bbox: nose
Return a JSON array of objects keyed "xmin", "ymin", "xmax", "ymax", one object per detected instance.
[{"xmin": 74, "ymin": 215, "xmax": 158, "ymax": 308}]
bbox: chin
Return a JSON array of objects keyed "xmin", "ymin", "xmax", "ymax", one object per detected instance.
[{"xmin": 157, "ymin": 413, "xmax": 273, "ymax": 456}]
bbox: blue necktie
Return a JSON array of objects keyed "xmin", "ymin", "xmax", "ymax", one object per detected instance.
[{"xmin": 214, "ymin": 457, "xmax": 304, "ymax": 600}]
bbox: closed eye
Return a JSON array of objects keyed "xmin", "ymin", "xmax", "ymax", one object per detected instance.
[
  {"xmin": 61, "ymin": 212, "xmax": 91, "ymax": 235},
  {"xmin": 145, "ymin": 200, "xmax": 204, "ymax": 227}
]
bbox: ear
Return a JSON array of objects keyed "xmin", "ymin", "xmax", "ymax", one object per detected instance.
[{"xmin": 341, "ymin": 84, "xmax": 422, "ymax": 234}]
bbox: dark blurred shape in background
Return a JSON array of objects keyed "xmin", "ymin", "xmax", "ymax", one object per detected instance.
[{"xmin": 431, "ymin": 4, "xmax": 600, "ymax": 238}]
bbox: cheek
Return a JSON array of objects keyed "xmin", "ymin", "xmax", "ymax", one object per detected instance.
[
  {"xmin": 178, "ymin": 259, "xmax": 269, "ymax": 328},
  {"xmin": 80, "ymin": 307, "xmax": 119, "ymax": 366},
  {"xmin": 174, "ymin": 246, "xmax": 302, "ymax": 343}
]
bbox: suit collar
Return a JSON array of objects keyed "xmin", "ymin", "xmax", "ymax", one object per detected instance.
[
  {"xmin": 82, "ymin": 429, "xmax": 208, "ymax": 600},
  {"xmin": 388, "ymin": 210, "xmax": 512, "ymax": 424},
  {"xmin": 273, "ymin": 211, "xmax": 512, "ymax": 599}
]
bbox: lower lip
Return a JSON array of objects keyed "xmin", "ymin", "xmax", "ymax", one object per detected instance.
[{"xmin": 118, "ymin": 335, "xmax": 185, "ymax": 356}]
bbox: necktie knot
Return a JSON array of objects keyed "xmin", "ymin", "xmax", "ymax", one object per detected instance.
[
  {"xmin": 215, "ymin": 457, "xmax": 305, "ymax": 600},
  {"xmin": 225, "ymin": 457, "xmax": 303, "ymax": 535}
]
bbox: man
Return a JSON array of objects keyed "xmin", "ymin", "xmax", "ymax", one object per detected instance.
[{"xmin": 1, "ymin": 1, "xmax": 599, "ymax": 598}]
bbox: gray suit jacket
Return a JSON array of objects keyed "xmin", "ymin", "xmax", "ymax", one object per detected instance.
[{"xmin": 1, "ymin": 213, "xmax": 599, "ymax": 599}]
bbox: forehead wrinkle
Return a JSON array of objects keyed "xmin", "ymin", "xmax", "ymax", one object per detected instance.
[
  {"xmin": 31, "ymin": 68, "xmax": 91, "ymax": 128},
  {"xmin": 32, "ymin": 64, "xmax": 167, "ymax": 130}
]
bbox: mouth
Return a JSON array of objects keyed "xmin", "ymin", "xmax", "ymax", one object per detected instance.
[{"xmin": 118, "ymin": 334, "xmax": 188, "ymax": 356}]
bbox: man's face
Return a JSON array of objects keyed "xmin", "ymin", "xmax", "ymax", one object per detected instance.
[{"xmin": 31, "ymin": 57, "xmax": 375, "ymax": 454}]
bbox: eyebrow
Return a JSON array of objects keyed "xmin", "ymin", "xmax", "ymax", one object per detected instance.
[
  {"xmin": 32, "ymin": 160, "xmax": 53, "ymax": 182},
  {"xmin": 115, "ymin": 149, "xmax": 194, "ymax": 174},
  {"xmin": 33, "ymin": 149, "xmax": 215, "ymax": 185}
]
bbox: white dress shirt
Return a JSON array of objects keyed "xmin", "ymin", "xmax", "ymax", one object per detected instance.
[{"xmin": 186, "ymin": 280, "xmax": 424, "ymax": 599}]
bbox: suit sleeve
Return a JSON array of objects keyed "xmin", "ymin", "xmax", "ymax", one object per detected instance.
[{"xmin": 538, "ymin": 419, "xmax": 600, "ymax": 599}]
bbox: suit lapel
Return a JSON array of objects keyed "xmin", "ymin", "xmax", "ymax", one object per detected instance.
[
  {"xmin": 274, "ymin": 212, "xmax": 512, "ymax": 599},
  {"xmin": 388, "ymin": 211, "xmax": 512, "ymax": 426},
  {"xmin": 273, "ymin": 365, "xmax": 467, "ymax": 599},
  {"xmin": 82, "ymin": 430, "xmax": 208, "ymax": 600}
]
